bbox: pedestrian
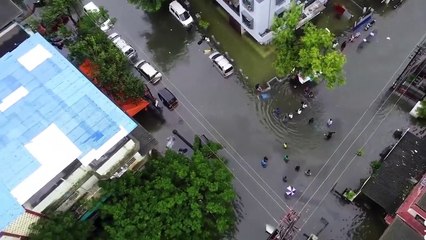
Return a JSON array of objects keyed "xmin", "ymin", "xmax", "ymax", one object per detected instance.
[
  {"xmin": 295, "ymin": 166, "xmax": 300, "ymax": 171},
  {"xmin": 283, "ymin": 155, "xmax": 289, "ymax": 162},
  {"xmin": 282, "ymin": 176, "xmax": 288, "ymax": 182},
  {"xmin": 297, "ymin": 108, "xmax": 302, "ymax": 115},
  {"xmin": 273, "ymin": 107, "xmax": 281, "ymax": 118},
  {"xmin": 283, "ymin": 142, "xmax": 288, "ymax": 149},
  {"xmin": 166, "ymin": 136, "xmax": 175, "ymax": 149},
  {"xmin": 305, "ymin": 169, "xmax": 312, "ymax": 176},
  {"xmin": 327, "ymin": 118, "xmax": 333, "ymax": 127},
  {"xmin": 324, "ymin": 131, "xmax": 336, "ymax": 140},
  {"xmin": 340, "ymin": 41, "xmax": 347, "ymax": 51},
  {"xmin": 308, "ymin": 117, "xmax": 314, "ymax": 124},
  {"xmin": 261, "ymin": 156, "xmax": 269, "ymax": 168},
  {"xmin": 304, "ymin": 87, "xmax": 310, "ymax": 95}
]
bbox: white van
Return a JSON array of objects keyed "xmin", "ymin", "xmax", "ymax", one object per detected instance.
[
  {"xmin": 209, "ymin": 51, "xmax": 234, "ymax": 77},
  {"xmin": 83, "ymin": 2, "xmax": 113, "ymax": 32},
  {"xmin": 108, "ymin": 33, "xmax": 137, "ymax": 60},
  {"xmin": 169, "ymin": 1, "xmax": 193, "ymax": 28}
]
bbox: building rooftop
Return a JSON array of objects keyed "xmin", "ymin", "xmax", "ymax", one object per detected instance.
[
  {"xmin": 0, "ymin": 33, "xmax": 137, "ymax": 230},
  {"xmin": 0, "ymin": 0, "xmax": 23, "ymax": 30},
  {"xmin": 418, "ymin": 190, "xmax": 426, "ymax": 212},
  {"xmin": 362, "ymin": 131, "xmax": 426, "ymax": 214},
  {"xmin": 379, "ymin": 217, "xmax": 423, "ymax": 240}
]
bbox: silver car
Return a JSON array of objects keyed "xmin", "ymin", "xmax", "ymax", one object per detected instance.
[{"xmin": 134, "ymin": 60, "xmax": 162, "ymax": 85}]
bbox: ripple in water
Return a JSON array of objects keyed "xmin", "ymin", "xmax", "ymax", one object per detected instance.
[{"xmin": 255, "ymin": 81, "xmax": 327, "ymax": 151}]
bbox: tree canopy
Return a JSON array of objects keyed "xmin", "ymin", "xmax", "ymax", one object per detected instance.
[
  {"xmin": 416, "ymin": 100, "xmax": 426, "ymax": 118},
  {"xmin": 98, "ymin": 137, "xmax": 237, "ymax": 240},
  {"xmin": 40, "ymin": 0, "xmax": 81, "ymax": 30},
  {"xmin": 68, "ymin": 15, "xmax": 144, "ymax": 101},
  {"xmin": 272, "ymin": 2, "xmax": 346, "ymax": 88},
  {"xmin": 28, "ymin": 212, "xmax": 93, "ymax": 240},
  {"xmin": 127, "ymin": 0, "xmax": 167, "ymax": 12}
]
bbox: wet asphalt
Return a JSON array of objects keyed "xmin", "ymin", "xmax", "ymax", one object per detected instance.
[{"xmin": 83, "ymin": 0, "xmax": 426, "ymax": 239}]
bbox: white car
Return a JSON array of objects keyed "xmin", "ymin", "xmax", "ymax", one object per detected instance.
[
  {"xmin": 134, "ymin": 60, "xmax": 162, "ymax": 85},
  {"xmin": 208, "ymin": 51, "xmax": 234, "ymax": 77},
  {"xmin": 169, "ymin": 1, "xmax": 193, "ymax": 28},
  {"xmin": 83, "ymin": 2, "xmax": 113, "ymax": 32},
  {"xmin": 108, "ymin": 33, "xmax": 137, "ymax": 60}
]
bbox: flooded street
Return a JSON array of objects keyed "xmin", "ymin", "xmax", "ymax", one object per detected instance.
[{"xmin": 87, "ymin": 0, "xmax": 426, "ymax": 239}]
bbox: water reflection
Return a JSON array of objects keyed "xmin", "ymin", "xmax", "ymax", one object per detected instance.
[{"xmin": 141, "ymin": 9, "xmax": 196, "ymax": 74}]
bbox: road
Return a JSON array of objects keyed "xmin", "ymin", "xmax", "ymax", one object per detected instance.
[{"xmin": 85, "ymin": 0, "xmax": 426, "ymax": 239}]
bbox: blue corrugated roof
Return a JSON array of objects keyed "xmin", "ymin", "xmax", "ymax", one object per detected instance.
[{"xmin": 0, "ymin": 33, "xmax": 137, "ymax": 229}]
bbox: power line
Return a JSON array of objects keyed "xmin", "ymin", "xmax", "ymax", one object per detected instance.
[
  {"xmin": 294, "ymin": 42, "xmax": 426, "ymax": 238},
  {"xmin": 290, "ymin": 30, "xmax": 426, "ymax": 211}
]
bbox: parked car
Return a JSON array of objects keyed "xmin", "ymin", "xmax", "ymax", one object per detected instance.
[
  {"xmin": 108, "ymin": 33, "xmax": 137, "ymax": 60},
  {"xmin": 83, "ymin": 2, "xmax": 113, "ymax": 32},
  {"xmin": 134, "ymin": 60, "xmax": 162, "ymax": 85},
  {"xmin": 158, "ymin": 87, "xmax": 178, "ymax": 110},
  {"xmin": 169, "ymin": 1, "xmax": 193, "ymax": 28},
  {"xmin": 208, "ymin": 51, "xmax": 234, "ymax": 77}
]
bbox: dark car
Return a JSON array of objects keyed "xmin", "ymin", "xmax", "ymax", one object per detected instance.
[{"xmin": 158, "ymin": 87, "xmax": 178, "ymax": 110}]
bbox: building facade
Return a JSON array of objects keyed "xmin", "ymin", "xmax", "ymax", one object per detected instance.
[
  {"xmin": 0, "ymin": 24, "xmax": 154, "ymax": 238},
  {"xmin": 215, "ymin": 0, "xmax": 327, "ymax": 44}
]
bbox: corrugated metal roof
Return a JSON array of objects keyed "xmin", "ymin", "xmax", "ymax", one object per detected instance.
[{"xmin": 0, "ymin": 33, "xmax": 137, "ymax": 230}]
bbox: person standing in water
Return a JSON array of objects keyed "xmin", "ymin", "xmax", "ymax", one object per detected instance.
[
  {"xmin": 327, "ymin": 118, "xmax": 333, "ymax": 127},
  {"xmin": 261, "ymin": 156, "xmax": 269, "ymax": 168}
]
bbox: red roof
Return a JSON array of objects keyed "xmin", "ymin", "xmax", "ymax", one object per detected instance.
[
  {"xmin": 385, "ymin": 173, "xmax": 426, "ymax": 236},
  {"xmin": 79, "ymin": 59, "xmax": 149, "ymax": 117}
]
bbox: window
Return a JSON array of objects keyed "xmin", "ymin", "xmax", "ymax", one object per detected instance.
[{"xmin": 415, "ymin": 214, "xmax": 425, "ymax": 225}]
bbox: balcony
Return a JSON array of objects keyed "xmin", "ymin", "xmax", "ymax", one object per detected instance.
[
  {"xmin": 276, "ymin": 0, "xmax": 285, "ymax": 5},
  {"xmin": 242, "ymin": 0, "xmax": 254, "ymax": 12},
  {"xmin": 223, "ymin": 0, "xmax": 240, "ymax": 15},
  {"xmin": 242, "ymin": 11, "xmax": 254, "ymax": 29}
]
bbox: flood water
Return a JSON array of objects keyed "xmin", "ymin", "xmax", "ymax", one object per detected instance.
[{"xmin": 94, "ymin": 0, "xmax": 426, "ymax": 238}]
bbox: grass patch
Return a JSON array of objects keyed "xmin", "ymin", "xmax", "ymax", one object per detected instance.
[{"xmin": 190, "ymin": 0, "xmax": 275, "ymax": 86}]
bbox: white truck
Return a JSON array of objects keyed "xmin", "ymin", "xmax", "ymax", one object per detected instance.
[{"xmin": 108, "ymin": 32, "xmax": 137, "ymax": 61}]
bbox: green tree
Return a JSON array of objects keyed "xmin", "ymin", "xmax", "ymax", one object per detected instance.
[
  {"xmin": 41, "ymin": 0, "xmax": 82, "ymax": 29},
  {"xmin": 28, "ymin": 212, "xmax": 93, "ymax": 240},
  {"xmin": 417, "ymin": 100, "xmax": 426, "ymax": 118},
  {"xmin": 99, "ymin": 138, "xmax": 237, "ymax": 240},
  {"xmin": 271, "ymin": 2, "xmax": 302, "ymax": 77},
  {"xmin": 272, "ymin": 2, "xmax": 346, "ymax": 88},
  {"xmin": 68, "ymin": 16, "xmax": 144, "ymax": 101},
  {"xmin": 127, "ymin": 0, "xmax": 167, "ymax": 12}
]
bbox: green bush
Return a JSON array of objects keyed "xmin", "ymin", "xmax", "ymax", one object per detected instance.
[
  {"xmin": 370, "ymin": 160, "xmax": 381, "ymax": 172},
  {"xmin": 199, "ymin": 19, "xmax": 210, "ymax": 31}
]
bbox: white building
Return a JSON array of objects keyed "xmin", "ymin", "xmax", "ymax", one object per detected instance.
[{"xmin": 215, "ymin": 0, "xmax": 327, "ymax": 44}]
